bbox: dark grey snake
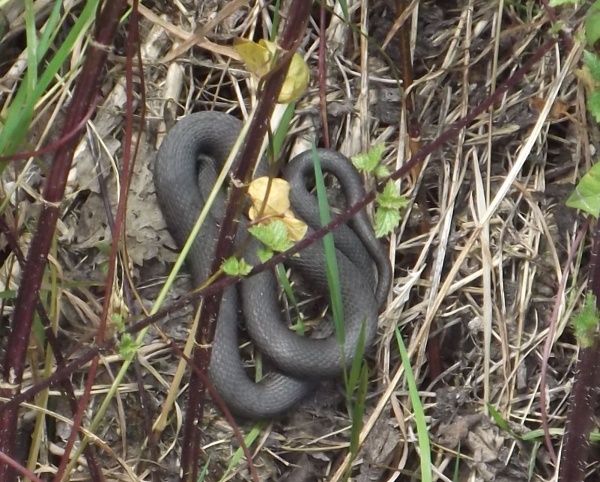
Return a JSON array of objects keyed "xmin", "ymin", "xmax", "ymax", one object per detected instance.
[{"xmin": 154, "ymin": 112, "xmax": 391, "ymax": 419}]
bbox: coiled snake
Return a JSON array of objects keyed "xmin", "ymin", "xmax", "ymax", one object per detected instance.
[{"xmin": 154, "ymin": 112, "xmax": 391, "ymax": 418}]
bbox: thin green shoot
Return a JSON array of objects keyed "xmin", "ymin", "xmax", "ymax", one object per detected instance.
[
  {"xmin": 452, "ymin": 442, "xmax": 461, "ymax": 481},
  {"xmin": 24, "ymin": 0, "xmax": 38, "ymax": 99},
  {"xmin": 270, "ymin": 0, "xmax": 282, "ymax": 42},
  {"xmin": 311, "ymin": 145, "xmax": 345, "ymax": 348},
  {"xmin": 395, "ymin": 326, "xmax": 432, "ymax": 482},
  {"xmin": 0, "ymin": 0, "xmax": 99, "ymax": 158},
  {"xmin": 267, "ymin": 101, "xmax": 296, "ymax": 167},
  {"xmin": 198, "ymin": 456, "xmax": 211, "ymax": 481},
  {"xmin": 312, "ymin": 145, "xmax": 372, "ymax": 452},
  {"xmin": 219, "ymin": 424, "xmax": 266, "ymax": 482},
  {"xmin": 343, "ymin": 362, "xmax": 368, "ymax": 481},
  {"xmin": 338, "ymin": 0, "xmax": 349, "ymax": 21},
  {"xmin": 346, "ymin": 319, "xmax": 368, "ymax": 406},
  {"xmin": 276, "ymin": 264, "xmax": 305, "ymax": 335},
  {"xmin": 345, "ymin": 320, "xmax": 369, "ymax": 479},
  {"xmin": 487, "ymin": 403, "xmax": 519, "ymax": 438},
  {"xmin": 528, "ymin": 442, "xmax": 542, "ymax": 481},
  {"xmin": 37, "ymin": 1, "xmax": 66, "ymax": 55}
]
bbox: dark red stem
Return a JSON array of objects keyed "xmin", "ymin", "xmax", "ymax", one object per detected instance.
[
  {"xmin": 178, "ymin": 2, "xmax": 313, "ymax": 481},
  {"xmin": 0, "ymin": 1, "xmax": 126, "ymax": 480}
]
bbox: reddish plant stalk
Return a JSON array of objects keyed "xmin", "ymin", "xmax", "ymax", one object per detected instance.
[
  {"xmin": 0, "ymin": 217, "xmax": 103, "ymax": 478},
  {"xmin": 55, "ymin": 2, "xmax": 144, "ymax": 479},
  {"xmin": 0, "ymin": 26, "xmax": 562, "ymax": 481},
  {"xmin": 0, "ymin": 31, "xmax": 559, "ymax": 433},
  {"xmin": 559, "ymin": 220, "xmax": 600, "ymax": 481},
  {"xmin": 179, "ymin": 2, "xmax": 313, "ymax": 480},
  {"xmin": 0, "ymin": 1, "xmax": 126, "ymax": 480}
]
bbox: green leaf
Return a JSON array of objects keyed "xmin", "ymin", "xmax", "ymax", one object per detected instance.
[
  {"xmin": 374, "ymin": 181, "xmax": 408, "ymax": 237},
  {"xmin": 572, "ymin": 293, "xmax": 600, "ymax": 348},
  {"xmin": 549, "ymin": 0, "xmax": 579, "ymax": 5},
  {"xmin": 584, "ymin": 51, "xmax": 600, "ymax": 82},
  {"xmin": 586, "ymin": 0, "xmax": 600, "ymax": 45},
  {"xmin": 588, "ymin": 91, "xmax": 600, "ymax": 122},
  {"xmin": 112, "ymin": 313, "xmax": 125, "ymax": 331},
  {"xmin": 487, "ymin": 403, "xmax": 519, "ymax": 438},
  {"xmin": 119, "ymin": 334, "xmax": 140, "ymax": 361},
  {"xmin": 375, "ymin": 206, "xmax": 402, "ymax": 238},
  {"xmin": 377, "ymin": 180, "xmax": 408, "ymax": 209},
  {"xmin": 257, "ymin": 247, "xmax": 273, "ymax": 263},
  {"xmin": 566, "ymin": 161, "xmax": 600, "ymax": 216},
  {"xmin": 222, "ymin": 257, "xmax": 252, "ymax": 276},
  {"xmin": 352, "ymin": 144, "xmax": 385, "ymax": 176},
  {"xmin": 249, "ymin": 220, "xmax": 294, "ymax": 253},
  {"xmin": 374, "ymin": 164, "xmax": 391, "ymax": 178}
]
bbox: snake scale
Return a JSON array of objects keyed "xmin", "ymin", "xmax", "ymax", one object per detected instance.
[{"xmin": 154, "ymin": 112, "xmax": 391, "ymax": 419}]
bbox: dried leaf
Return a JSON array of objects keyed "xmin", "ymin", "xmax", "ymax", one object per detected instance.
[
  {"xmin": 248, "ymin": 176, "xmax": 307, "ymax": 242},
  {"xmin": 233, "ymin": 38, "xmax": 309, "ymax": 103},
  {"xmin": 233, "ymin": 38, "xmax": 272, "ymax": 77},
  {"xmin": 248, "ymin": 176, "xmax": 291, "ymax": 217}
]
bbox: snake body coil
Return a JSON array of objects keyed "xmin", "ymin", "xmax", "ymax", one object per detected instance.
[{"xmin": 154, "ymin": 112, "xmax": 391, "ymax": 419}]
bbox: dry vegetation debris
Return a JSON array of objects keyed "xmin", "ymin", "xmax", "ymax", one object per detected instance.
[{"xmin": 0, "ymin": 0, "xmax": 593, "ymax": 480}]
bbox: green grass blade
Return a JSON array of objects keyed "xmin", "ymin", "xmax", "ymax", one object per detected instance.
[
  {"xmin": 219, "ymin": 424, "xmax": 265, "ymax": 482},
  {"xmin": 32, "ymin": 0, "xmax": 99, "ymax": 103},
  {"xmin": 24, "ymin": 0, "xmax": 38, "ymax": 99},
  {"xmin": 311, "ymin": 145, "xmax": 345, "ymax": 346},
  {"xmin": 0, "ymin": 0, "xmax": 100, "ymax": 156},
  {"xmin": 270, "ymin": 0, "xmax": 283, "ymax": 41},
  {"xmin": 346, "ymin": 318, "xmax": 367, "ymax": 403},
  {"xmin": 453, "ymin": 442, "xmax": 461, "ymax": 481},
  {"xmin": 338, "ymin": 0, "xmax": 349, "ymax": 21},
  {"xmin": 344, "ymin": 362, "xmax": 368, "ymax": 481},
  {"xmin": 271, "ymin": 101, "xmax": 295, "ymax": 160},
  {"xmin": 198, "ymin": 456, "xmax": 211, "ymax": 481},
  {"xmin": 395, "ymin": 326, "xmax": 432, "ymax": 482},
  {"xmin": 276, "ymin": 264, "xmax": 304, "ymax": 335},
  {"xmin": 487, "ymin": 403, "xmax": 519, "ymax": 438},
  {"xmin": 37, "ymin": 0, "xmax": 65, "ymax": 60},
  {"xmin": 312, "ymin": 145, "xmax": 370, "ymax": 418},
  {"xmin": 528, "ymin": 441, "xmax": 541, "ymax": 481}
]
